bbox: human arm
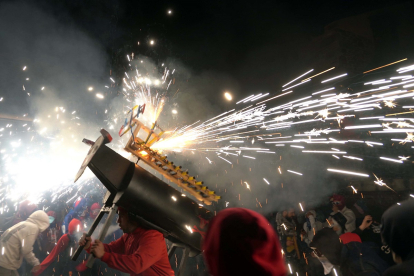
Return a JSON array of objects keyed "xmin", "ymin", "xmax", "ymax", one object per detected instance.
[
  {"xmin": 22, "ymin": 233, "xmax": 40, "ymax": 267},
  {"xmin": 308, "ymin": 214, "xmax": 316, "ymax": 230},
  {"xmin": 358, "ymin": 215, "xmax": 373, "ymax": 231},
  {"xmin": 78, "ymin": 233, "xmax": 92, "ymax": 252},
  {"xmin": 342, "ymin": 209, "xmax": 356, "ymax": 232},
  {"xmin": 62, "ymin": 211, "xmax": 74, "ymax": 234},
  {"xmin": 102, "ymin": 234, "xmax": 125, "ymax": 254},
  {"xmin": 32, "ymin": 235, "xmax": 70, "ymax": 276},
  {"xmin": 100, "ymin": 230, "xmax": 165, "ymax": 274},
  {"xmin": 352, "ymin": 226, "xmax": 363, "ymax": 238}
]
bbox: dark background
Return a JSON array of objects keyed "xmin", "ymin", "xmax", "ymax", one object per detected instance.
[
  {"xmin": 1, "ymin": 2, "xmax": 414, "ymax": 274},
  {"xmin": 10, "ymin": 0, "xmax": 414, "ymax": 98}
]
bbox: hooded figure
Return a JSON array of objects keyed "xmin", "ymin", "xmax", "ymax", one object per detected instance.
[
  {"xmin": 89, "ymin": 203, "xmax": 101, "ymax": 219},
  {"xmin": 302, "ymin": 210, "xmax": 323, "ymax": 245},
  {"xmin": 0, "ymin": 210, "xmax": 49, "ymax": 273},
  {"xmin": 38, "ymin": 210, "xmax": 61, "ymax": 257},
  {"xmin": 311, "ymin": 228, "xmax": 388, "ymax": 276},
  {"xmin": 330, "ymin": 212, "xmax": 347, "ymax": 235},
  {"xmin": 381, "ymin": 200, "xmax": 414, "ymax": 276},
  {"xmin": 33, "ymin": 218, "xmax": 86, "ymax": 276},
  {"xmin": 330, "ymin": 194, "xmax": 356, "ymax": 232},
  {"xmin": 203, "ymin": 208, "xmax": 286, "ymax": 276},
  {"xmin": 62, "ymin": 198, "xmax": 89, "ymax": 234},
  {"xmin": 1, "ymin": 201, "xmax": 38, "ymax": 231}
]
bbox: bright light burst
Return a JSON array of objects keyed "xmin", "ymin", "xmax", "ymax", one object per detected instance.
[
  {"xmin": 224, "ymin": 92, "xmax": 232, "ymax": 101},
  {"xmin": 2, "ymin": 54, "xmax": 414, "ymax": 211}
]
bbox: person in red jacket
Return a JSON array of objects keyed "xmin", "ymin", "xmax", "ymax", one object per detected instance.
[
  {"xmin": 203, "ymin": 208, "xmax": 287, "ymax": 276},
  {"xmin": 33, "ymin": 218, "xmax": 85, "ymax": 276},
  {"xmin": 79, "ymin": 206, "xmax": 174, "ymax": 276}
]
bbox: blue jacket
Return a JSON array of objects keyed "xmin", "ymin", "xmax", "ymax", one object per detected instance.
[
  {"xmin": 340, "ymin": 241, "xmax": 389, "ymax": 276},
  {"xmin": 62, "ymin": 199, "xmax": 88, "ymax": 234}
]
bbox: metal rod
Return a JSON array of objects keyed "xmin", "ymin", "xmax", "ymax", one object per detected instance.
[
  {"xmin": 86, "ymin": 205, "xmax": 118, "ymax": 268},
  {"xmin": 71, "ymin": 209, "xmax": 107, "ymax": 261}
]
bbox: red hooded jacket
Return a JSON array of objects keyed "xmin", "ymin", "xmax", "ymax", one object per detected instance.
[
  {"xmin": 33, "ymin": 219, "xmax": 83, "ymax": 276},
  {"xmin": 97, "ymin": 227, "xmax": 174, "ymax": 276},
  {"xmin": 203, "ymin": 208, "xmax": 286, "ymax": 276}
]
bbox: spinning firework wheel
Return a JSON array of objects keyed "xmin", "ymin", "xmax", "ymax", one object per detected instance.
[{"xmin": 124, "ymin": 119, "xmax": 220, "ymax": 205}]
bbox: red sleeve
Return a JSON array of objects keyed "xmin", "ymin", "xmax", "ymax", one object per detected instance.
[
  {"xmin": 33, "ymin": 235, "xmax": 70, "ymax": 276},
  {"xmin": 103, "ymin": 235, "xmax": 126, "ymax": 254},
  {"xmin": 101, "ymin": 230, "xmax": 164, "ymax": 274}
]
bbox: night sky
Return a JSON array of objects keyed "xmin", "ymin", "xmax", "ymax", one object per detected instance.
[
  {"xmin": 0, "ymin": 0, "xmax": 412, "ymax": 119},
  {"xmin": 23, "ymin": 0, "xmax": 411, "ymax": 93}
]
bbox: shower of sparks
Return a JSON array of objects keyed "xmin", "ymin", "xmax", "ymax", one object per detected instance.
[
  {"xmin": 321, "ymin": 73, "xmax": 348, "ymax": 83},
  {"xmin": 398, "ymin": 155, "xmax": 410, "ymax": 161},
  {"xmin": 218, "ymin": 156, "xmax": 232, "ymax": 164},
  {"xmin": 282, "ymin": 69, "xmax": 314, "ymax": 87},
  {"xmin": 373, "ymin": 173, "xmax": 396, "ymax": 192},
  {"xmin": 380, "ymin": 157, "xmax": 403, "ymax": 163},
  {"xmin": 384, "ymin": 100, "xmax": 396, "ymax": 108},
  {"xmin": 244, "ymin": 182, "xmax": 251, "ymax": 190},
  {"xmin": 373, "ymin": 174, "xmax": 386, "ymax": 186},
  {"xmin": 327, "ymin": 169, "xmax": 369, "ymax": 177},
  {"xmin": 400, "ymin": 133, "xmax": 414, "ymax": 144},
  {"xmin": 224, "ymin": 92, "xmax": 232, "ymax": 101},
  {"xmin": 287, "ymin": 170, "xmax": 303, "ymax": 176},
  {"xmin": 350, "ymin": 186, "xmax": 358, "ymax": 193},
  {"xmin": 1, "ymin": 53, "xmax": 414, "ymax": 219}
]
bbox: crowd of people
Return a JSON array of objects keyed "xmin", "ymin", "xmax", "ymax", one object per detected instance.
[
  {"xmin": 272, "ymin": 194, "xmax": 413, "ymax": 276},
  {"xmin": 0, "ymin": 183, "xmax": 128, "ymax": 276},
  {"xmin": 0, "ymin": 185, "xmax": 413, "ymax": 276}
]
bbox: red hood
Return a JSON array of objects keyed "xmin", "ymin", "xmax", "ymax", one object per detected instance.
[
  {"xmin": 19, "ymin": 200, "xmax": 38, "ymax": 217},
  {"xmin": 68, "ymin": 218, "xmax": 83, "ymax": 235},
  {"xmin": 90, "ymin": 203, "xmax": 101, "ymax": 219},
  {"xmin": 340, "ymin": 232, "xmax": 361, "ymax": 244},
  {"xmin": 330, "ymin": 194, "xmax": 345, "ymax": 210},
  {"xmin": 203, "ymin": 208, "xmax": 286, "ymax": 276}
]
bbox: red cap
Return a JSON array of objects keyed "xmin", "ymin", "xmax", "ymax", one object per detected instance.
[
  {"xmin": 203, "ymin": 208, "xmax": 286, "ymax": 276},
  {"xmin": 117, "ymin": 206, "xmax": 127, "ymax": 214},
  {"xmin": 330, "ymin": 194, "xmax": 346, "ymax": 210},
  {"xmin": 47, "ymin": 211, "xmax": 56, "ymax": 218},
  {"xmin": 90, "ymin": 203, "xmax": 100, "ymax": 211},
  {"xmin": 89, "ymin": 203, "xmax": 101, "ymax": 219},
  {"xmin": 74, "ymin": 200, "xmax": 81, "ymax": 208},
  {"xmin": 68, "ymin": 219, "xmax": 83, "ymax": 235},
  {"xmin": 19, "ymin": 200, "xmax": 37, "ymax": 217},
  {"xmin": 340, "ymin": 232, "xmax": 362, "ymax": 244}
]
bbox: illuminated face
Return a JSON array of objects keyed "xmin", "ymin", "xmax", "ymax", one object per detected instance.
[
  {"xmin": 90, "ymin": 208, "xmax": 100, "ymax": 219},
  {"xmin": 77, "ymin": 206, "xmax": 88, "ymax": 219},
  {"xmin": 117, "ymin": 211, "xmax": 133, "ymax": 233},
  {"xmin": 331, "ymin": 201, "xmax": 340, "ymax": 212}
]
